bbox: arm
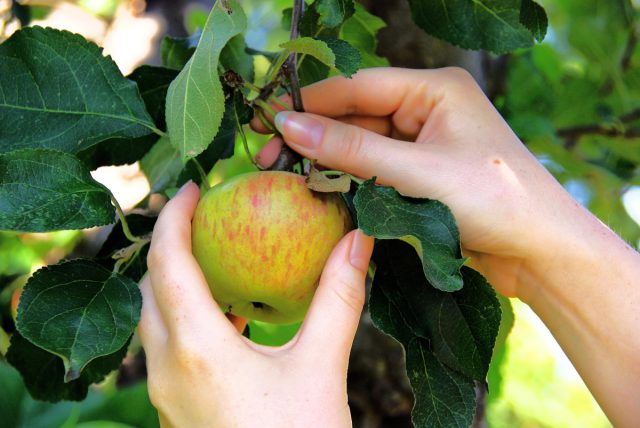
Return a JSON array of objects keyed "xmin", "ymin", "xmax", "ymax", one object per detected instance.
[{"xmin": 252, "ymin": 67, "xmax": 640, "ymax": 427}]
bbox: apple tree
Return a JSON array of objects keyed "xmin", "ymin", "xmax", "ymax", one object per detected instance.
[{"xmin": 0, "ymin": 0, "xmax": 585, "ymax": 426}]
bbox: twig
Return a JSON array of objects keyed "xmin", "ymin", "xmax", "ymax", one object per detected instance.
[{"xmin": 558, "ymin": 108, "xmax": 640, "ymax": 147}]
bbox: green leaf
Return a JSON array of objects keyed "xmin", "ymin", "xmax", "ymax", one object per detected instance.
[
  {"xmin": 0, "ymin": 149, "xmax": 115, "ymax": 232},
  {"xmin": 316, "ymin": 0, "xmax": 355, "ymax": 28},
  {"xmin": 340, "ymin": 3, "xmax": 389, "ymax": 67},
  {"xmin": 16, "ymin": 260, "xmax": 141, "ymax": 382},
  {"xmin": 220, "ymin": 34, "xmax": 255, "ymax": 82},
  {"xmin": 520, "ymin": 0, "xmax": 548, "ymax": 42},
  {"xmin": 0, "ymin": 26, "xmax": 156, "ymax": 154},
  {"xmin": 353, "ymin": 180, "xmax": 465, "ymax": 292},
  {"xmin": 281, "ymin": 36, "xmax": 360, "ymax": 78},
  {"xmin": 406, "ymin": 0, "xmax": 544, "ymax": 54},
  {"xmin": 140, "ymin": 137, "xmax": 183, "ymax": 194},
  {"xmin": 166, "ymin": 0, "xmax": 247, "ymax": 162},
  {"xmin": 76, "ymin": 66, "xmax": 178, "ymax": 170},
  {"xmin": 319, "ymin": 37, "xmax": 361, "ymax": 77},
  {"xmin": 7, "ymin": 332, "xmax": 130, "ymax": 402},
  {"xmin": 160, "ymin": 29, "xmax": 201, "ymax": 70},
  {"xmin": 372, "ymin": 240, "xmax": 500, "ymax": 380},
  {"xmin": 369, "ymin": 264, "xmax": 477, "ymax": 428}
]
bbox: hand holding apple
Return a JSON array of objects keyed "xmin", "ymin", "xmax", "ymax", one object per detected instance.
[{"xmin": 191, "ymin": 171, "xmax": 353, "ymax": 324}]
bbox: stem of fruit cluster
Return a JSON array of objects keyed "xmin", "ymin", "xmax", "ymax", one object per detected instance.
[
  {"xmin": 111, "ymin": 195, "xmax": 141, "ymax": 243},
  {"xmin": 258, "ymin": 109, "xmax": 277, "ymax": 133},
  {"xmin": 191, "ymin": 158, "xmax": 211, "ymax": 191},
  {"xmin": 269, "ymin": 95, "xmax": 292, "ymax": 111},
  {"xmin": 254, "ymin": 99, "xmax": 278, "ymax": 119}
]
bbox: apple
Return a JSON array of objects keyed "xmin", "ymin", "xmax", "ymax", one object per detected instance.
[
  {"xmin": 191, "ymin": 171, "xmax": 353, "ymax": 324},
  {"xmin": 10, "ymin": 287, "xmax": 22, "ymax": 321}
]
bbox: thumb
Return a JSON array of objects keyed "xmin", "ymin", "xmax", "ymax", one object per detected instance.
[
  {"xmin": 295, "ymin": 230, "xmax": 374, "ymax": 367},
  {"xmin": 274, "ymin": 111, "xmax": 418, "ymax": 186}
]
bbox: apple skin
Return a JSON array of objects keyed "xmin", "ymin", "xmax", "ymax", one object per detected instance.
[{"xmin": 191, "ymin": 171, "xmax": 353, "ymax": 324}]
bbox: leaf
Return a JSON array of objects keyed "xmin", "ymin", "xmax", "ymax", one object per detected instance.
[
  {"xmin": 405, "ymin": 0, "xmax": 544, "ymax": 54},
  {"xmin": 166, "ymin": 0, "xmax": 247, "ymax": 162},
  {"xmin": 140, "ymin": 136, "xmax": 183, "ymax": 194},
  {"xmin": 316, "ymin": 0, "xmax": 355, "ymax": 28},
  {"xmin": 76, "ymin": 66, "xmax": 178, "ymax": 170},
  {"xmin": 16, "ymin": 260, "xmax": 141, "ymax": 382},
  {"xmin": 520, "ymin": 0, "xmax": 548, "ymax": 42},
  {"xmin": 372, "ymin": 240, "xmax": 500, "ymax": 380},
  {"xmin": 405, "ymin": 338, "xmax": 476, "ymax": 428},
  {"xmin": 353, "ymin": 180, "xmax": 465, "ymax": 292},
  {"xmin": 6, "ymin": 332, "xmax": 130, "ymax": 402},
  {"xmin": 280, "ymin": 37, "xmax": 360, "ymax": 78},
  {"xmin": 305, "ymin": 167, "xmax": 351, "ymax": 193},
  {"xmin": 369, "ymin": 271, "xmax": 477, "ymax": 428},
  {"xmin": 0, "ymin": 26, "xmax": 155, "ymax": 154},
  {"xmin": 0, "ymin": 149, "xmax": 115, "ymax": 232},
  {"xmin": 219, "ymin": 34, "xmax": 255, "ymax": 82},
  {"xmin": 340, "ymin": 3, "xmax": 389, "ymax": 68},
  {"xmin": 318, "ymin": 37, "xmax": 361, "ymax": 77},
  {"xmin": 160, "ymin": 29, "xmax": 201, "ymax": 70}
]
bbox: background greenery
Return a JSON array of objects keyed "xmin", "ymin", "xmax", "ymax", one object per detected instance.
[{"xmin": 1, "ymin": 0, "xmax": 637, "ymax": 426}]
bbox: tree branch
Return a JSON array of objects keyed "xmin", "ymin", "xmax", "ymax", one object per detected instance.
[
  {"xmin": 558, "ymin": 108, "xmax": 640, "ymax": 148},
  {"xmin": 267, "ymin": 0, "xmax": 305, "ymax": 171}
]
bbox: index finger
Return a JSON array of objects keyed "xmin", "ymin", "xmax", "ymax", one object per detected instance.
[
  {"xmin": 250, "ymin": 67, "xmax": 436, "ymax": 134},
  {"xmin": 146, "ymin": 182, "xmax": 238, "ymax": 340}
]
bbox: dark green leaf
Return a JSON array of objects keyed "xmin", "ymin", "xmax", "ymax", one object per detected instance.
[
  {"xmin": 318, "ymin": 37, "xmax": 361, "ymax": 77},
  {"xmin": 372, "ymin": 240, "xmax": 499, "ymax": 380},
  {"xmin": 129, "ymin": 65, "xmax": 180, "ymax": 129},
  {"xmin": 220, "ymin": 35, "xmax": 255, "ymax": 82},
  {"xmin": 406, "ymin": 338, "xmax": 476, "ymax": 428},
  {"xmin": 369, "ymin": 267, "xmax": 477, "ymax": 428},
  {"xmin": 299, "ymin": 56, "xmax": 331, "ymax": 87},
  {"xmin": 0, "ymin": 26, "xmax": 155, "ymax": 154},
  {"xmin": 160, "ymin": 29, "xmax": 201, "ymax": 70},
  {"xmin": 354, "ymin": 180, "xmax": 465, "ymax": 292},
  {"xmin": 316, "ymin": 0, "xmax": 355, "ymax": 28},
  {"xmin": 406, "ymin": 0, "xmax": 540, "ymax": 54},
  {"xmin": 340, "ymin": 3, "xmax": 389, "ymax": 67},
  {"xmin": 16, "ymin": 260, "xmax": 141, "ymax": 382},
  {"xmin": 0, "ymin": 149, "xmax": 115, "ymax": 232},
  {"xmin": 6, "ymin": 332, "xmax": 130, "ymax": 402},
  {"xmin": 520, "ymin": 0, "xmax": 548, "ymax": 42},
  {"xmin": 166, "ymin": 0, "xmax": 247, "ymax": 161},
  {"xmin": 76, "ymin": 66, "xmax": 177, "ymax": 169}
]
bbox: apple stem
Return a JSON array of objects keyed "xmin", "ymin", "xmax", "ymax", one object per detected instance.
[{"xmin": 234, "ymin": 103, "xmax": 261, "ymax": 170}]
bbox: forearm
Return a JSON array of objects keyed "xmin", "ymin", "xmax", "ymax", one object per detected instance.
[{"xmin": 518, "ymin": 202, "xmax": 640, "ymax": 427}]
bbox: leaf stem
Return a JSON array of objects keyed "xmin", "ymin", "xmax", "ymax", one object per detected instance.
[
  {"xmin": 258, "ymin": 109, "xmax": 277, "ymax": 133},
  {"xmin": 191, "ymin": 158, "xmax": 211, "ymax": 191},
  {"xmin": 234, "ymin": 103, "xmax": 260, "ymax": 170},
  {"xmin": 111, "ymin": 195, "xmax": 141, "ymax": 243},
  {"xmin": 269, "ymin": 95, "xmax": 292, "ymax": 111},
  {"xmin": 254, "ymin": 99, "xmax": 278, "ymax": 119}
]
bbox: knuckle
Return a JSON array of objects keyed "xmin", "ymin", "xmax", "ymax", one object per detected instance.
[
  {"xmin": 330, "ymin": 276, "xmax": 365, "ymax": 315},
  {"xmin": 146, "ymin": 375, "xmax": 168, "ymax": 408},
  {"xmin": 337, "ymin": 125, "xmax": 366, "ymax": 161}
]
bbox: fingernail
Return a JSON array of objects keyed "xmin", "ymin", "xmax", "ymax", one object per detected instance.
[
  {"xmin": 177, "ymin": 180, "xmax": 193, "ymax": 195},
  {"xmin": 274, "ymin": 111, "xmax": 324, "ymax": 149},
  {"xmin": 349, "ymin": 230, "xmax": 373, "ymax": 273}
]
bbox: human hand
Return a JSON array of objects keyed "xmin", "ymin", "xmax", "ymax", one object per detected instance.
[
  {"xmin": 251, "ymin": 67, "xmax": 583, "ymax": 299},
  {"xmin": 139, "ymin": 182, "xmax": 374, "ymax": 427}
]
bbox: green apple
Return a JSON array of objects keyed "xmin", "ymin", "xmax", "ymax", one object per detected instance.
[{"xmin": 191, "ymin": 171, "xmax": 353, "ymax": 324}]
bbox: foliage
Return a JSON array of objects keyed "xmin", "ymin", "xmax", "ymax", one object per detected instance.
[{"xmin": 9, "ymin": 0, "xmax": 636, "ymax": 427}]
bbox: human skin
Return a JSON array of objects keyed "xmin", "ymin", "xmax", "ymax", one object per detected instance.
[
  {"xmin": 251, "ymin": 67, "xmax": 640, "ymax": 427},
  {"xmin": 140, "ymin": 182, "xmax": 374, "ymax": 427},
  {"xmin": 191, "ymin": 171, "xmax": 353, "ymax": 324}
]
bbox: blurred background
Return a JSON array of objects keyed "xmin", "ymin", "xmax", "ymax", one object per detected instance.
[{"xmin": 1, "ymin": 0, "xmax": 638, "ymax": 427}]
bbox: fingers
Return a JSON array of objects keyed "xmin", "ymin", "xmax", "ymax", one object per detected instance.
[
  {"xmin": 272, "ymin": 111, "xmax": 425, "ymax": 191},
  {"xmin": 146, "ymin": 182, "xmax": 238, "ymax": 340},
  {"xmin": 251, "ymin": 68, "xmax": 431, "ymax": 134},
  {"xmin": 138, "ymin": 273, "xmax": 167, "ymax": 352},
  {"xmin": 295, "ymin": 230, "xmax": 374, "ymax": 368}
]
